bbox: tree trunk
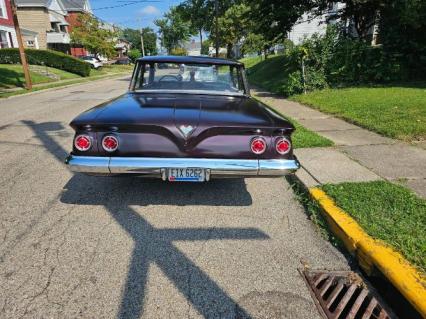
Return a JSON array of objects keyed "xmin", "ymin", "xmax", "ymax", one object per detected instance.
[
  {"xmin": 226, "ymin": 43, "xmax": 233, "ymax": 59},
  {"xmin": 371, "ymin": 10, "xmax": 380, "ymax": 46},
  {"xmin": 199, "ymin": 28, "xmax": 203, "ymax": 54}
]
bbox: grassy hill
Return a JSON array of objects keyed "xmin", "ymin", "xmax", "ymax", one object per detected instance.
[
  {"xmin": 241, "ymin": 55, "xmax": 291, "ymax": 94},
  {"xmin": 0, "ymin": 64, "xmax": 79, "ymax": 89}
]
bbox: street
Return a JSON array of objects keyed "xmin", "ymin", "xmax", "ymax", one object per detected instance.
[{"xmin": 0, "ymin": 77, "xmax": 349, "ymax": 318}]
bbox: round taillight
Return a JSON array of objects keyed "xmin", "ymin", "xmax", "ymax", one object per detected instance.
[
  {"xmin": 276, "ymin": 137, "xmax": 291, "ymax": 155},
  {"xmin": 251, "ymin": 137, "xmax": 267, "ymax": 155},
  {"xmin": 74, "ymin": 134, "xmax": 92, "ymax": 151},
  {"xmin": 102, "ymin": 135, "xmax": 119, "ymax": 152}
]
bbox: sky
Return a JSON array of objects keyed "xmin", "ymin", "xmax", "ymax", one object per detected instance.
[{"xmin": 92, "ymin": 0, "xmax": 183, "ymax": 31}]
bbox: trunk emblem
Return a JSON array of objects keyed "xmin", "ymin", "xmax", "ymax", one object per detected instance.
[{"xmin": 179, "ymin": 125, "xmax": 195, "ymax": 139}]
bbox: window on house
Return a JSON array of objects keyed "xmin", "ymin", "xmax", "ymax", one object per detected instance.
[
  {"xmin": 0, "ymin": 31, "xmax": 9, "ymax": 48},
  {"xmin": 0, "ymin": 0, "xmax": 7, "ymax": 19},
  {"xmin": 26, "ymin": 40, "xmax": 35, "ymax": 47},
  {"xmin": 50, "ymin": 22, "xmax": 60, "ymax": 32}
]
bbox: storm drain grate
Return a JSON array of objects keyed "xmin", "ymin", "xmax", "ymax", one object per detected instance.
[{"xmin": 301, "ymin": 270, "xmax": 396, "ymax": 319}]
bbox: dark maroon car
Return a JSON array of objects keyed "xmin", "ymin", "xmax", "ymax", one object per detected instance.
[{"xmin": 65, "ymin": 55, "xmax": 300, "ymax": 182}]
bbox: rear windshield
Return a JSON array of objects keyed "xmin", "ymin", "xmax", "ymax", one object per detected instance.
[{"xmin": 131, "ymin": 62, "xmax": 247, "ymax": 96}]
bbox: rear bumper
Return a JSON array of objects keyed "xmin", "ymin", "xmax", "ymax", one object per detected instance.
[{"xmin": 65, "ymin": 155, "xmax": 300, "ymax": 179}]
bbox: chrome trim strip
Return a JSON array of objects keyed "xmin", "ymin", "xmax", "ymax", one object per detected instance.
[
  {"xmin": 65, "ymin": 156, "xmax": 110, "ymax": 173},
  {"xmin": 133, "ymin": 89, "xmax": 245, "ymax": 97},
  {"xmin": 258, "ymin": 159, "xmax": 300, "ymax": 176},
  {"xmin": 65, "ymin": 155, "xmax": 299, "ymax": 177},
  {"xmin": 109, "ymin": 157, "xmax": 259, "ymax": 175}
]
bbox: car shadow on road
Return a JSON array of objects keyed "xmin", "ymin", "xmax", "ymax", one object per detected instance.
[
  {"xmin": 60, "ymin": 176, "xmax": 267, "ymax": 319},
  {"xmin": 25, "ymin": 120, "xmax": 268, "ymax": 318},
  {"xmin": 61, "ymin": 174, "xmax": 253, "ymax": 207}
]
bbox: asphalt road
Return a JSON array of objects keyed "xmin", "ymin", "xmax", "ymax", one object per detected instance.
[{"xmin": 0, "ymin": 77, "xmax": 349, "ymax": 319}]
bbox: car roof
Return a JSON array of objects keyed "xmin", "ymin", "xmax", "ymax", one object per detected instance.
[{"xmin": 137, "ymin": 55, "xmax": 243, "ymax": 66}]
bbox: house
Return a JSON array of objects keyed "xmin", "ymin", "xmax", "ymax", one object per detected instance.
[
  {"xmin": 115, "ymin": 38, "xmax": 130, "ymax": 58},
  {"xmin": 15, "ymin": 0, "xmax": 70, "ymax": 52},
  {"xmin": 47, "ymin": 0, "xmax": 70, "ymax": 52},
  {"xmin": 0, "ymin": 0, "xmax": 18, "ymax": 48},
  {"xmin": 184, "ymin": 39, "xmax": 201, "ymax": 56},
  {"xmin": 61, "ymin": 0, "xmax": 91, "ymax": 56},
  {"xmin": 287, "ymin": 3, "xmax": 344, "ymax": 44}
]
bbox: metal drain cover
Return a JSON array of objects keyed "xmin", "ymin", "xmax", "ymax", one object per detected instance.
[{"xmin": 301, "ymin": 270, "xmax": 396, "ymax": 319}]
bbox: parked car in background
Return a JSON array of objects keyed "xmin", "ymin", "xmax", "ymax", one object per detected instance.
[
  {"xmin": 66, "ymin": 55, "xmax": 300, "ymax": 182},
  {"xmin": 114, "ymin": 57, "xmax": 131, "ymax": 65},
  {"xmin": 80, "ymin": 56, "xmax": 103, "ymax": 69}
]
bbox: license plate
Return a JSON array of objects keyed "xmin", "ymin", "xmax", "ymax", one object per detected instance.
[{"xmin": 167, "ymin": 168, "xmax": 206, "ymax": 182}]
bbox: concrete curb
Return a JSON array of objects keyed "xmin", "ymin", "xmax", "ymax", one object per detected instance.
[{"xmin": 308, "ymin": 187, "xmax": 426, "ymax": 317}]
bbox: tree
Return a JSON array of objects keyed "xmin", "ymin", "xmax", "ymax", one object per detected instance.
[
  {"xmin": 155, "ymin": 7, "xmax": 193, "ymax": 53},
  {"xmin": 247, "ymin": 0, "xmax": 315, "ymax": 44},
  {"xmin": 211, "ymin": 3, "xmax": 251, "ymax": 58},
  {"xmin": 122, "ymin": 27, "xmax": 157, "ymax": 56},
  {"xmin": 241, "ymin": 33, "xmax": 266, "ymax": 55},
  {"xmin": 201, "ymin": 40, "xmax": 210, "ymax": 55},
  {"xmin": 312, "ymin": 0, "xmax": 385, "ymax": 41},
  {"xmin": 71, "ymin": 13, "xmax": 117, "ymax": 58},
  {"xmin": 176, "ymin": 0, "xmax": 238, "ymax": 54},
  {"xmin": 176, "ymin": 0, "xmax": 208, "ymax": 53},
  {"xmin": 128, "ymin": 48, "xmax": 142, "ymax": 62}
]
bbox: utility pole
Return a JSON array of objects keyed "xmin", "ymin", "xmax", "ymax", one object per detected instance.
[
  {"xmin": 215, "ymin": 0, "xmax": 219, "ymax": 57},
  {"xmin": 140, "ymin": 28, "xmax": 145, "ymax": 57},
  {"xmin": 10, "ymin": 0, "xmax": 32, "ymax": 90}
]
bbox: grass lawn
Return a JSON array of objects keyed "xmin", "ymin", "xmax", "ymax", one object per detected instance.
[
  {"xmin": 291, "ymin": 86, "xmax": 426, "ymax": 142},
  {"xmin": 322, "ymin": 181, "xmax": 426, "ymax": 274},
  {"xmin": 0, "ymin": 63, "xmax": 133, "ymax": 98},
  {"xmin": 0, "ymin": 64, "xmax": 133, "ymax": 89},
  {"xmin": 290, "ymin": 119, "xmax": 334, "ymax": 148},
  {"xmin": 240, "ymin": 55, "xmax": 426, "ymax": 142},
  {"xmin": 253, "ymin": 96, "xmax": 334, "ymax": 149},
  {"xmin": 241, "ymin": 55, "xmax": 288, "ymax": 94},
  {"xmin": 91, "ymin": 64, "xmax": 134, "ymax": 77},
  {"xmin": 0, "ymin": 64, "xmax": 79, "ymax": 88}
]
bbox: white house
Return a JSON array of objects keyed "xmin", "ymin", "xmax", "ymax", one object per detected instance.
[{"xmin": 288, "ymin": 3, "xmax": 344, "ymax": 44}]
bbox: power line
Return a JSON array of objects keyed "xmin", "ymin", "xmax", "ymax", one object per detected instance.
[{"xmin": 92, "ymin": 0, "xmax": 161, "ymax": 11}]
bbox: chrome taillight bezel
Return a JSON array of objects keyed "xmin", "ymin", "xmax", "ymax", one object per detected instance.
[
  {"xmin": 74, "ymin": 134, "xmax": 92, "ymax": 152},
  {"xmin": 250, "ymin": 137, "xmax": 267, "ymax": 155},
  {"xmin": 275, "ymin": 137, "xmax": 291, "ymax": 155},
  {"xmin": 102, "ymin": 135, "xmax": 119, "ymax": 152}
]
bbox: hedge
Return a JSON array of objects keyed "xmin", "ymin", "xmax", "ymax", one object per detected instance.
[{"xmin": 0, "ymin": 48, "xmax": 91, "ymax": 77}]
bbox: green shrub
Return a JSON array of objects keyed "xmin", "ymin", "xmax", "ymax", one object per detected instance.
[
  {"xmin": 201, "ymin": 41, "xmax": 210, "ymax": 55},
  {"xmin": 0, "ymin": 48, "xmax": 91, "ymax": 77},
  {"xmin": 244, "ymin": 24, "xmax": 418, "ymax": 97},
  {"xmin": 170, "ymin": 47, "xmax": 188, "ymax": 56},
  {"xmin": 128, "ymin": 49, "xmax": 141, "ymax": 62}
]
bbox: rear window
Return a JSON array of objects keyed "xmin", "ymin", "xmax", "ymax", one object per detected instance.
[{"xmin": 131, "ymin": 62, "xmax": 246, "ymax": 96}]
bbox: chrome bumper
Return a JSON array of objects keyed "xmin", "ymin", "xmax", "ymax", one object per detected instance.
[{"xmin": 65, "ymin": 155, "xmax": 300, "ymax": 179}]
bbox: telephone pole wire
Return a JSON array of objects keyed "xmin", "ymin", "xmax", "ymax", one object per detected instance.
[{"xmin": 10, "ymin": 0, "xmax": 32, "ymax": 90}]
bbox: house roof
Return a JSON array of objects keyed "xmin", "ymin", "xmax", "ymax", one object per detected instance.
[
  {"xmin": 49, "ymin": 11, "xmax": 68, "ymax": 25},
  {"xmin": 16, "ymin": 0, "xmax": 50, "ymax": 7},
  {"xmin": 60, "ymin": 0, "xmax": 90, "ymax": 12}
]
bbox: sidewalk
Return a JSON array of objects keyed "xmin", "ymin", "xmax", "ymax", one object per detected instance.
[{"xmin": 252, "ymin": 88, "xmax": 426, "ymax": 199}]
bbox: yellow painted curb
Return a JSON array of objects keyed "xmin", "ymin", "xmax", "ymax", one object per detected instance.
[{"xmin": 309, "ymin": 187, "xmax": 426, "ymax": 317}]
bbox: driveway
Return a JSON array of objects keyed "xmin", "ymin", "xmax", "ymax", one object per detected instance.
[{"xmin": 0, "ymin": 77, "xmax": 349, "ymax": 318}]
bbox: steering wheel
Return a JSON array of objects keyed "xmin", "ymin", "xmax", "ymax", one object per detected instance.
[{"xmin": 159, "ymin": 75, "xmax": 180, "ymax": 82}]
